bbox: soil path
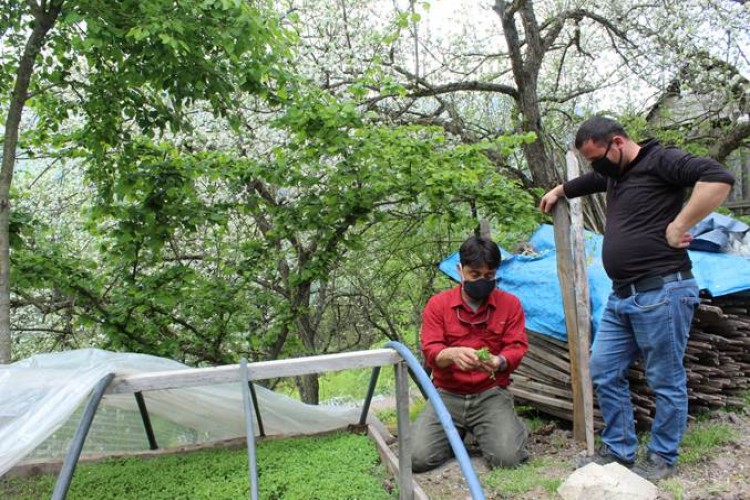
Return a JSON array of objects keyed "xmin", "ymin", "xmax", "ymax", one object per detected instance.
[{"xmin": 407, "ymin": 410, "xmax": 750, "ymax": 499}]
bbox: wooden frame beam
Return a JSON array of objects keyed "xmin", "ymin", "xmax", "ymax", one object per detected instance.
[{"xmin": 106, "ymin": 349, "xmax": 402, "ymax": 394}]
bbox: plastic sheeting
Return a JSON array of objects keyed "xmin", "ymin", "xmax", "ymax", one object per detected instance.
[
  {"xmin": 688, "ymin": 212, "xmax": 749, "ymax": 252},
  {"xmin": 439, "ymin": 221, "xmax": 750, "ymax": 342},
  {"xmin": 0, "ymin": 349, "xmax": 365, "ymax": 477}
]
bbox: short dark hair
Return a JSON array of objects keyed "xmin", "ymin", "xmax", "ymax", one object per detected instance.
[
  {"xmin": 574, "ymin": 115, "xmax": 629, "ymax": 149},
  {"xmin": 459, "ymin": 236, "xmax": 501, "ymax": 270}
]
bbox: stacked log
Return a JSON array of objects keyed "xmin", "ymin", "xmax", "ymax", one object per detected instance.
[{"xmin": 509, "ymin": 297, "xmax": 750, "ymax": 428}]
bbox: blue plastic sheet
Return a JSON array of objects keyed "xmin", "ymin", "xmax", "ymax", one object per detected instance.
[
  {"xmin": 439, "ymin": 220, "xmax": 750, "ymax": 342},
  {"xmin": 688, "ymin": 212, "xmax": 749, "ymax": 252}
]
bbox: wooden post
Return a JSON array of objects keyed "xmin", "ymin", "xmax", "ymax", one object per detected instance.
[
  {"xmin": 395, "ymin": 361, "xmax": 413, "ymax": 500},
  {"xmin": 551, "ymin": 150, "xmax": 595, "ymax": 453}
]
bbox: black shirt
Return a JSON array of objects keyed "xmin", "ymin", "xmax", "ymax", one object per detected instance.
[{"xmin": 563, "ymin": 139, "xmax": 735, "ymax": 288}]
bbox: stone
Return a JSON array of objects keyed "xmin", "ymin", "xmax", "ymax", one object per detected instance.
[{"xmin": 557, "ymin": 462, "xmax": 658, "ymax": 500}]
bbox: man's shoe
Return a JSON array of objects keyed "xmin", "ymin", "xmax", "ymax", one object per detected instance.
[
  {"xmin": 574, "ymin": 444, "xmax": 634, "ymax": 469},
  {"xmin": 632, "ymin": 452, "xmax": 677, "ymax": 481}
]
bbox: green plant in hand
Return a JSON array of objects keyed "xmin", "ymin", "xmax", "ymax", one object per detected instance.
[
  {"xmin": 476, "ymin": 347, "xmax": 491, "ymax": 361},
  {"xmin": 475, "ymin": 347, "xmax": 495, "ymax": 379}
]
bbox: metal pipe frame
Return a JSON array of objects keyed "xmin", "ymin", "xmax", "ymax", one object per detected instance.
[
  {"xmin": 359, "ymin": 366, "xmax": 381, "ymax": 425},
  {"xmin": 134, "ymin": 391, "xmax": 158, "ymax": 450},
  {"xmin": 240, "ymin": 359, "xmax": 259, "ymax": 500},
  {"xmin": 247, "ymin": 382, "xmax": 265, "ymax": 437},
  {"xmin": 51, "ymin": 373, "xmax": 115, "ymax": 500}
]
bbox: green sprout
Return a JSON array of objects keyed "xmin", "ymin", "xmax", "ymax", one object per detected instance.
[
  {"xmin": 475, "ymin": 347, "xmax": 495, "ymax": 379},
  {"xmin": 475, "ymin": 347, "xmax": 491, "ymax": 361}
]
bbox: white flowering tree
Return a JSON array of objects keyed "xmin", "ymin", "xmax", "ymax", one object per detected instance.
[{"xmin": 282, "ymin": 0, "xmax": 748, "ymax": 225}]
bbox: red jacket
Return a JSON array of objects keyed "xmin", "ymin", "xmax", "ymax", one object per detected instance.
[{"xmin": 421, "ymin": 285, "xmax": 528, "ymax": 394}]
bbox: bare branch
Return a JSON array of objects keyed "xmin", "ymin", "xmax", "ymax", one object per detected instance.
[
  {"xmin": 407, "ymin": 80, "xmax": 519, "ymax": 99},
  {"xmin": 710, "ymin": 121, "xmax": 750, "ymax": 163}
]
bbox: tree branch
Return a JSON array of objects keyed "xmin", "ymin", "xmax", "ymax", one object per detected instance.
[{"xmin": 710, "ymin": 121, "xmax": 750, "ymax": 163}]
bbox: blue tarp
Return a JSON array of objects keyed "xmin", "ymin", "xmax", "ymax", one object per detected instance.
[
  {"xmin": 689, "ymin": 212, "xmax": 749, "ymax": 252},
  {"xmin": 439, "ymin": 220, "xmax": 750, "ymax": 342}
]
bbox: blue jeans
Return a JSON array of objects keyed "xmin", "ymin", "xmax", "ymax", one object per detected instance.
[{"xmin": 590, "ymin": 278, "xmax": 699, "ymax": 465}]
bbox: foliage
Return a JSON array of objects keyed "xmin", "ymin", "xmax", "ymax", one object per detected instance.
[
  {"xmin": 320, "ymin": 366, "xmax": 396, "ymax": 403},
  {"xmin": 11, "ymin": 0, "xmax": 746, "ymax": 382},
  {"xmin": 6, "ymin": 0, "xmax": 293, "ymax": 149},
  {"xmin": 10, "ymin": 76, "xmax": 539, "ymax": 375},
  {"xmin": 0, "ymin": 432, "xmax": 396, "ymax": 500},
  {"xmin": 1, "ymin": 0, "xmax": 294, "ymax": 362},
  {"xmin": 284, "ymin": 0, "xmax": 749, "ymax": 204},
  {"xmin": 475, "ymin": 347, "xmax": 491, "ymax": 361}
]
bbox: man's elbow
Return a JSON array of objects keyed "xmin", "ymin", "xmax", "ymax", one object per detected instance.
[
  {"xmin": 697, "ymin": 180, "xmax": 733, "ymax": 203},
  {"xmin": 716, "ymin": 182, "xmax": 733, "ymax": 203}
]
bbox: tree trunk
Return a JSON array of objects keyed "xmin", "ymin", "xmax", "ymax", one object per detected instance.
[
  {"xmin": 296, "ymin": 373, "xmax": 320, "ymax": 405},
  {"xmin": 493, "ymin": 0, "xmax": 560, "ymax": 189},
  {"xmin": 0, "ymin": 1, "xmax": 63, "ymax": 363},
  {"xmin": 294, "ymin": 279, "xmax": 321, "ymax": 404}
]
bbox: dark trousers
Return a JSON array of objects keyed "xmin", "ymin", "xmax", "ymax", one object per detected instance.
[{"xmin": 410, "ymin": 386, "xmax": 528, "ymax": 472}]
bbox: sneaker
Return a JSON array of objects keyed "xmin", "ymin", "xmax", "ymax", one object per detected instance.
[
  {"xmin": 632, "ymin": 452, "xmax": 676, "ymax": 481},
  {"xmin": 574, "ymin": 444, "xmax": 634, "ymax": 469}
]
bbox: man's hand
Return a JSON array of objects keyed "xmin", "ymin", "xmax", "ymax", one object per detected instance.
[
  {"xmin": 477, "ymin": 354, "xmax": 507, "ymax": 374},
  {"xmin": 666, "ymin": 221, "xmax": 693, "ymax": 249},
  {"xmin": 436, "ymin": 347, "xmax": 480, "ymax": 371},
  {"xmin": 666, "ymin": 181, "xmax": 731, "ymax": 248},
  {"xmin": 539, "ymin": 185, "xmax": 565, "ymax": 214}
]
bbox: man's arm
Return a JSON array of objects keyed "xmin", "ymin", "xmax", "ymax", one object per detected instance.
[
  {"xmin": 496, "ymin": 298, "xmax": 528, "ymax": 373},
  {"xmin": 656, "ymin": 148, "xmax": 735, "ymax": 248},
  {"xmin": 539, "ymin": 184, "xmax": 566, "ymax": 214},
  {"xmin": 539, "ymin": 172, "xmax": 607, "ymax": 214},
  {"xmin": 666, "ymin": 181, "xmax": 733, "ymax": 248},
  {"xmin": 435, "ymin": 347, "xmax": 480, "ymax": 371}
]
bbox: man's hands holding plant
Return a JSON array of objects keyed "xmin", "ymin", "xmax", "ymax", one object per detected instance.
[{"xmin": 436, "ymin": 346, "xmax": 506, "ymax": 377}]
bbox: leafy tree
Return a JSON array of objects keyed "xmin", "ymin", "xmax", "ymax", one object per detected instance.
[
  {"xmin": 10, "ymin": 81, "xmax": 537, "ymax": 403},
  {"xmin": 5, "ymin": 0, "xmax": 539, "ymax": 407},
  {"xmin": 0, "ymin": 0, "xmax": 291, "ymax": 362}
]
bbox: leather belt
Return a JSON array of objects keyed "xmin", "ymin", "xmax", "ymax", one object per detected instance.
[{"xmin": 614, "ymin": 271, "xmax": 694, "ymax": 299}]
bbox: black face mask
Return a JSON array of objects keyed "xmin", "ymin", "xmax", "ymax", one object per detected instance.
[
  {"xmin": 463, "ymin": 278, "xmax": 496, "ymax": 301},
  {"xmin": 591, "ymin": 141, "xmax": 623, "ymax": 178}
]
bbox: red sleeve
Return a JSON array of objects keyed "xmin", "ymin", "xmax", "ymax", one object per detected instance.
[
  {"xmin": 498, "ymin": 296, "xmax": 528, "ymax": 373},
  {"xmin": 420, "ymin": 295, "xmax": 446, "ymax": 369}
]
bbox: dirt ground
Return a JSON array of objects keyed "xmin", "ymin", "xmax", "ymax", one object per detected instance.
[{"xmin": 407, "ymin": 409, "xmax": 750, "ymax": 500}]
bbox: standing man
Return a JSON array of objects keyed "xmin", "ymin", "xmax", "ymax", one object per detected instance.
[
  {"xmin": 540, "ymin": 115, "xmax": 735, "ymax": 480},
  {"xmin": 411, "ymin": 235, "xmax": 529, "ymax": 472}
]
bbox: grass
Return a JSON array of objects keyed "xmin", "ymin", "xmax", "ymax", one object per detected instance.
[
  {"xmin": 741, "ymin": 389, "xmax": 750, "ymax": 406},
  {"xmin": 319, "ymin": 367, "xmax": 396, "ymax": 404},
  {"xmin": 660, "ymin": 479, "xmax": 685, "ymax": 499},
  {"xmin": 483, "ymin": 457, "xmax": 563, "ymax": 497},
  {"xmin": 679, "ymin": 421, "xmax": 738, "ymax": 465},
  {"xmin": 1, "ymin": 432, "xmax": 396, "ymax": 500},
  {"xmin": 516, "ymin": 406, "xmax": 547, "ymax": 434},
  {"xmin": 375, "ymin": 396, "xmax": 426, "ymax": 427}
]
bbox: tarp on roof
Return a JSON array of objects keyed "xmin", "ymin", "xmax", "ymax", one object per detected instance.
[
  {"xmin": 439, "ymin": 219, "xmax": 750, "ymax": 343},
  {"xmin": 0, "ymin": 349, "xmax": 364, "ymax": 478}
]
